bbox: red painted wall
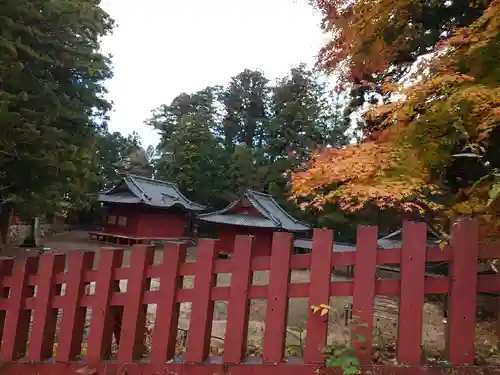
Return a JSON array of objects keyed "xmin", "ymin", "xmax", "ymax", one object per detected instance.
[
  {"xmin": 103, "ymin": 205, "xmax": 138, "ymax": 236},
  {"xmin": 214, "ymin": 224, "xmax": 275, "ymax": 257},
  {"xmin": 103, "ymin": 204, "xmax": 186, "ymax": 239},
  {"xmin": 135, "ymin": 213, "xmax": 185, "ymax": 238}
]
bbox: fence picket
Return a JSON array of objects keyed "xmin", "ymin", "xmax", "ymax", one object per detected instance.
[
  {"xmin": 151, "ymin": 243, "xmax": 186, "ymax": 364},
  {"xmin": 0, "ymin": 256, "xmax": 38, "ymax": 360},
  {"xmin": 56, "ymin": 251, "xmax": 94, "ymax": 361},
  {"xmin": 397, "ymin": 221, "xmax": 427, "ymax": 365},
  {"xmin": 0, "ymin": 258, "xmax": 14, "ymax": 348},
  {"xmin": 185, "ymin": 239, "xmax": 216, "ymax": 363},
  {"xmin": 117, "ymin": 245, "xmax": 154, "ymax": 361},
  {"xmin": 352, "ymin": 225, "xmax": 378, "ymax": 364},
  {"xmin": 28, "ymin": 253, "xmax": 66, "ymax": 361},
  {"xmin": 0, "ymin": 218, "xmax": 495, "ymax": 373},
  {"xmin": 304, "ymin": 229, "xmax": 334, "ymax": 364},
  {"xmin": 262, "ymin": 232, "xmax": 293, "ymax": 363},
  {"xmin": 224, "ymin": 236, "xmax": 254, "ymax": 363},
  {"xmin": 448, "ymin": 218, "xmax": 479, "ymax": 365},
  {"xmin": 86, "ymin": 248, "xmax": 124, "ymax": 362}
]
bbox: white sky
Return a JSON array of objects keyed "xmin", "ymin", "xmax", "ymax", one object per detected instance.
[{"xmin": 99, "ymin": 0, "xmax": 326, "ymax": 148}]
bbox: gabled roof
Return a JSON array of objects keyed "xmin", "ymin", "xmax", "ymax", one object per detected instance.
[
  {"xmin": 99, "ymin": 174, "xmax": 205, "ymax": 211},
  {"xmin": 197, "ymin": 190, "xmax": 310, "ymax": 232}
]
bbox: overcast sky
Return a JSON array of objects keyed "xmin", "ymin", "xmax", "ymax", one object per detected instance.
[{"xmin": 99, "ymin": 0, "xmax": 326, "ymax": 148}]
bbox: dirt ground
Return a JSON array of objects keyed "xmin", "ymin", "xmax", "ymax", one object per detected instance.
[{"xmin": 31, "ymin": 231, "xmax": 500, "ymax": 361}]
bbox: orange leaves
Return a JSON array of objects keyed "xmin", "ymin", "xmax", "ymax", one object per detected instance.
[{"xmin": 290, "ymin": 140, "xmax": 441, "ymax": 214}]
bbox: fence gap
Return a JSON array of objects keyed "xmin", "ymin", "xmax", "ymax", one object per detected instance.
[
  {"xmin": 252, "ymin": 270, "xmax": 270, "ymax": 286},
  {"xmin": 285, "ymin": 298, "xmax": 308, "ymax": 358},
  {"xmin": 144, "ymin": 303, "xmax": 157, "ymax": 358},
  {"xmin": 177, "ymin": 302, "xmax": 191, "ymax": 357},
  {"xmin": 247, "ymin": 300, "xmax": 266, "ymax": 357},
  {"xmin": 185, "ymin": 239, "xmax": 216, "ymax": 363},
  {"xmin": 224, "ymin": 236, "xmax": 253, "ymax": 363},
  {"xmin": 304, "ymin": 229, "xmax": 334, "ymax": 364},
  {"xmin": 210, "ymin": 301, "xmax": 227, "ymax": 357},
  {"xmin": 421, "ymin": 294, "xmax": 447, "ymax": 362},
  {"xmin": 290, "ymin": 269, "xmax": 311, "ymax": 284},
  {"xmin": 327, "ymin": 295, "xmax": 352, "ymax": 347},
  {"xmin": 81, "ymin": 307, "xmax": 93, "ymax": 357}
]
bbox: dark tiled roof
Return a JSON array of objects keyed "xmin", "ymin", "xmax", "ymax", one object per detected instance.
[
  {"xmin": 197, "ymin": 190, "xmax": 310, "ymax": 232},
  {"xmin": 99, "ymin": 175, "xmax": 205, "ymax": 211}
]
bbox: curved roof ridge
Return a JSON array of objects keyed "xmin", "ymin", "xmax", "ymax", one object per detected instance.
[
  {"xmin": 126, "ymin": 174, "xmax": 177, "ymax": 187},
  {"xmin": 126, "ymin": 175, "xmax": 151, "ymax": 201},
  {"xmin": 197, "ymin": 189, "xmax": 310, "ymax": 231},
  {"xmin": 245, "ymin": 191, "xmax": 282, "ymax": 227},
  {"xmin": 197, "ymin": 198, "xmax": 240, "ymax": 218},
  {"xmin": 247, "ymin": 190, "xmax": 311, "ymax": 229}
]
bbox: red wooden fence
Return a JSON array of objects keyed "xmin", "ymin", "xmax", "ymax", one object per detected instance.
[{"xmin": 0, "ymin": 218, "xmax": 499, "ymax": 375}]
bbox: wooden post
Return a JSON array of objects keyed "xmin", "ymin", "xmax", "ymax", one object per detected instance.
[
  {"xmin": 185, "ymin": 239, "xmax": 216, "ymax": 363},
  {"xmin": 397, "ymin": 221, "xmax": 427, "ymax": 365},
  {"xmin": 448, "ymin": 218, "xmax": 479, "ymax": 365},
  {"xmin": 0, "ymin": 257, "xmax": 38, "ymax": 360},
  {"xmin": 117, "ymin": 245, "xmax": 154, "ymax": 361},
  {"xmin": 86, "ymin": 248, "xmax": 124, "ymax": 362},
  {"xmin": 151, "ymin": 243, "xmax": 186, "ymax": 364},
  {"xmin": 262, "ymin": 232, "xmax": 293, "ymax": 363},
  {"xmin": 224, "ymin": 236, "xmax": 254, "ymax": 363},
  {"xmin": 28, "ymin": 253, "xmax": 66, "ymax": 361},
  {"xmin": 352, "ymin": 225, "xmax": 378, "ymax": 364},
  {"xmin": 57, "ymin": 251, "xmax": 94, "ymax": 361},
  {"xmin": 304, "ymin": 229, "xmax": 334, "ymax": 364}
]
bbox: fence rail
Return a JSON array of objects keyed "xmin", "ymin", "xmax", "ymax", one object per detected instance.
[{"xmin": 0, "ymin": 218, "xmax": 499, "ymax": 375}]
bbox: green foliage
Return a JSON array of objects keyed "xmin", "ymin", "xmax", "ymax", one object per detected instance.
[
  {"xmin": 0, "ymin": 0, "xmax": 114, "ymax": 222},
  {"xmin": 147, "ymin": 65, "xmax": 350, "ymax": 216},
  {"xmin": 311, "ymin": 305, "xmax": 367, "ymax": 374},
  {"xmin": 96, "ymin": 131, "xmax": 144, "ymax": 189},
  {"xmin": 154, "ymin": 114, "xmax": 230, "ymax": 207}
]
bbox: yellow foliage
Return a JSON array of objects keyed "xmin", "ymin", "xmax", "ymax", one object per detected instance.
[
  {"xmin": 291, "ymin": 141, "xmax": 442, "ymax": 213},
  {"xmin": 295, "ymin": 0, "xmax": 500, "ymax": 236},
  {"xmin": 311, "ymin": 304, "xmax": 331, "ymax": 316}
]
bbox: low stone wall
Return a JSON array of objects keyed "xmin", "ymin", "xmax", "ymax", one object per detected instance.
[{"xmin": 7, "ymin": 224, "xmax": 51, "ymax": 246}]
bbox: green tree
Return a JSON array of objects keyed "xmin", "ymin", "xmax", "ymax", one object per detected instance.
[
  {"xmin": 0, "ymin": 0, "xmax": 114, "ymax": 247},
  {"xmin": 267, "ymin": 64, "xmax": 348, "ymax": 166},
  {"xmin": 294, "ymin": 0, "xmax": 500, "ymax": 238},
  {"xmin": 155, "ymin": 114, "xmax": 229, "ymax": 207},
  {"xmin": 218, "ymin": 70, "xmax": 270, "ymax": 150},
  {"xmin": 96, "ymin": 131, "xmax": 143, "ymax": 189},
  {"xmin": 147, "ymin": 87, "xmax": 221, "ymax": 150},
  {"xmin": 147, "ymin": 66, "xmax": 350, "ymax": 214}
]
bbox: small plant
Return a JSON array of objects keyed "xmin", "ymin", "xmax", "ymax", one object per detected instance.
[{"xmin": 310, "ymin": 304, "xmax": 367, "ymax": 375}]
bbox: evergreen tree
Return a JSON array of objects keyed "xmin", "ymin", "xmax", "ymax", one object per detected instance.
[{"xmin": 0, "ymin": 0, "xmax": 114, "ymax": 247}]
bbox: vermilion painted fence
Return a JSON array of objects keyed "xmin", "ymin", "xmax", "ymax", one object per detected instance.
[{"xmin": 0, "ymin": 218, "xmax": 499, "ymax": 375}]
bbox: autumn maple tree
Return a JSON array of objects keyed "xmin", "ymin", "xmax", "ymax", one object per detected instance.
[{"xmin": 292, "ymin": 0, "xmax": 500, "ymax": 237}]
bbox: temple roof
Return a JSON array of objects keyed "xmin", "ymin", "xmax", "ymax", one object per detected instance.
[
  {"xmin": 98, "ymin": 175, "xmax": 205, "ymax": 211},
  {"xmin": 197, "ymin": 190, "xmax": 310, "ymax": 232}
]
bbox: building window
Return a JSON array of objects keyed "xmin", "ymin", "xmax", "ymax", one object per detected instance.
[
  {"xmin": 108, "ymin": 215, "xmax": 117, "ymax": 225},
  {"xmin": 118, "ymin": 216, "xmax": 127, "ymax": 227}
]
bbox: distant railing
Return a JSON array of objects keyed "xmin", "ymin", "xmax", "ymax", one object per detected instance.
[{"xmin": 0, "ymin": 218, "xmax": 498, "ymax": 375}]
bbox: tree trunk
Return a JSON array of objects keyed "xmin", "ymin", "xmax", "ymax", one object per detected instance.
[{"xmin": 0, "ymin": 202, "xmax": 14, "ymax": 252}]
